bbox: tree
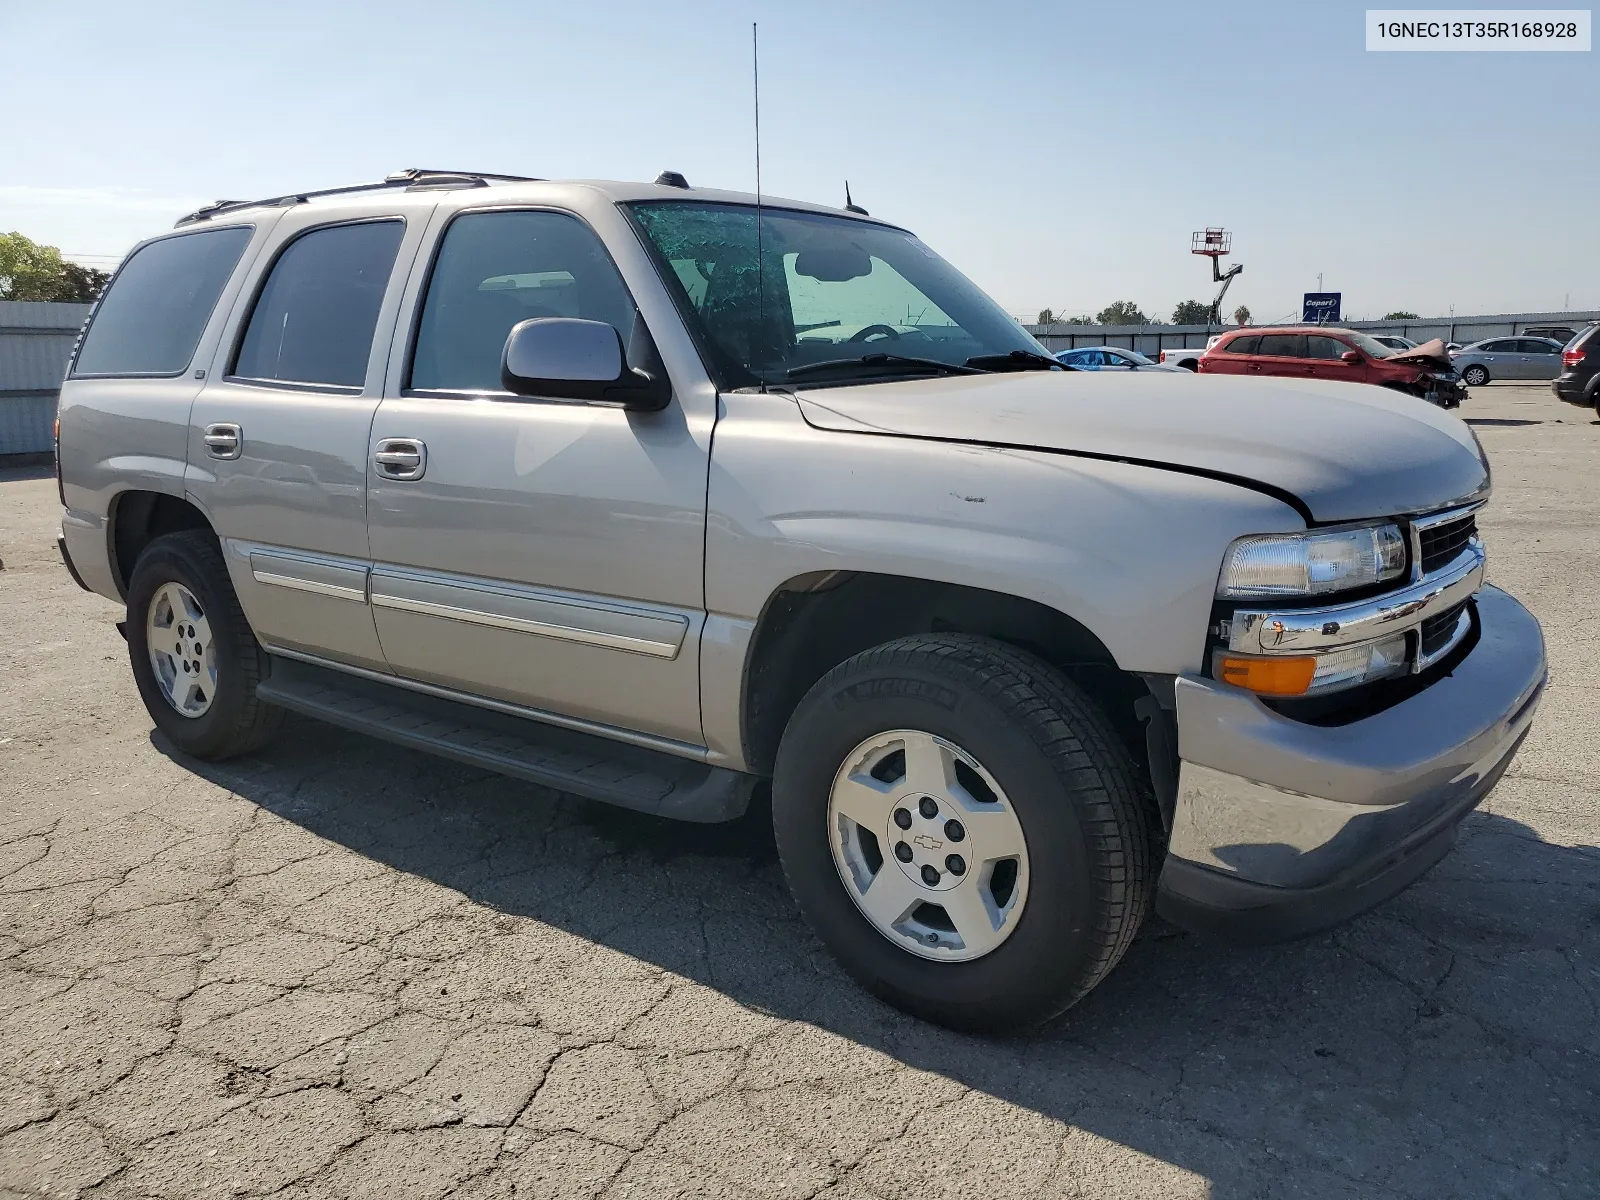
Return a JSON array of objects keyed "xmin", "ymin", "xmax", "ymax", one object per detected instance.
[
  {"xmin": 0, "ymin": 232, "xmax": 110, "ymax": 302},
  {"xmin": 1036, "ymin": 308, "xmax": 1055, "ymax": 325},
  {"xmin": 1095, "ymin": 300, "xmax": 1148, "ymax": 326},
  {"xmin": 1383, "ymin": 310, "xmax": 1419, "ymax": 320},
  {"xmin": 1170, "ymin": 299, "xmax": 1211, "ymax": 325},
  {"xmin": 54, "ymin": 262, "xmax": 110, "ymax": 302},
  {"xmin": 1232, "ymin": 304, "xmax": 1251, "ymax": 326},
  {"xmin": 0, "ymin": 232, "xmax": 65, "ymax": 301}
]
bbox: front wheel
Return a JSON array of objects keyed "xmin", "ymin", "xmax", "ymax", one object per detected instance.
[
  {"xmin": 772, "ymin": 634, "xmax": 1157, "ymax": 1032},
  {"xmin": 126, "ymin": 530, "xmax": 283, "ymax": 760},
  {"xmin": 1461, "ymin": 365, "xmax": 1490, "ymax": 387}
]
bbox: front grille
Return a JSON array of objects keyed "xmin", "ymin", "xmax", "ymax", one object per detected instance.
[
  {"xmin": 1419, "ymin": 600, "xmax": 1469, "ymax": 660},
  {"xmin": 1418, "ymin": 513, "xmax": 1476, "ymax": 574}
]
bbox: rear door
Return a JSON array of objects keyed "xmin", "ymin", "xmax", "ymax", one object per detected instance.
[
  {"xmin": 1517, "ymin": 338, "xmax": 1563, "ymax": 379},
  {"xmin": 363, "ymin": 205, "xmax": 711, "ymax": 745},
  {"xmin": 186, "ymin": 203, "xmax": 432, "ymax": 671},
  {"xmin": 1254, "ymin": 332, "xmax": 1307, "ymax": 378}
]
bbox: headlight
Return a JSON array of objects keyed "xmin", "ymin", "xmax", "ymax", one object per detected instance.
[{"xmin": 1217, "ymin": 524, "xmax": 1407, "ymax": 599}]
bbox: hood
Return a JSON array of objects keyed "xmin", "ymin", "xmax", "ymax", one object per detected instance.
[
  {"xmin": 1386, "ymin": 337, "xmax": 1453, "ymax": 370},
  {"xmin": 793, "ymin": 371, "xmax": 1487, "ymax": 523}
]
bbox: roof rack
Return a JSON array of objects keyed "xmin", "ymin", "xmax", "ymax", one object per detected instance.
[{"xmin": 174, "ymin": 168, "xmax": 544, "ymax": 228}]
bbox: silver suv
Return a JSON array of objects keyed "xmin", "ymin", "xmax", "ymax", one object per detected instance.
[{"xmin": 56, "ymin": 169, "xmax": 1546, "ymax": 1030}]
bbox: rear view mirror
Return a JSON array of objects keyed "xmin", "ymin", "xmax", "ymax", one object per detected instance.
[
  {"xmin": 793, "ymin": 247, "xmax": 873, "ymax": 283},
  {"xmin": 1341, "ymin": 350, "xmax": 1361, "ymax": 363},
  {"xmin": 501, "ymin": 318, "xmax": 670, "ymax": 410}
]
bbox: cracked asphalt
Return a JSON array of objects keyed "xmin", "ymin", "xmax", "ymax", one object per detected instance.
[{"xmin": 2, "ymin": 383, "xmax": 1597, "ymax": 1199}]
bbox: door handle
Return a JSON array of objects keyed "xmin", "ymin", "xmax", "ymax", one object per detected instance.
[
  {"xmin": 374, "ymin": 438, "xmax": 427, "ymax": 481},
  {"xmin": 203, "ymin": 423, "xmax": 242, "ymax": 460}
]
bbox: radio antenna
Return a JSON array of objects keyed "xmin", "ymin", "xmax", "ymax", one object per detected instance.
[{"xmin": 753, "ymin": 21, "xmax": 767, "ymax": 393}]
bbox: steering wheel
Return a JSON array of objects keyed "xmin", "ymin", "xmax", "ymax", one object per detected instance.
[{"xmin": 847, "ymin": 324, "xmax": 901, "ymax": 344}]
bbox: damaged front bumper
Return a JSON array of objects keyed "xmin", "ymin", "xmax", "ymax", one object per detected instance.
[{"xmin": 1156, "ymin": 584, "xmax": 1545, "ymax": 942}]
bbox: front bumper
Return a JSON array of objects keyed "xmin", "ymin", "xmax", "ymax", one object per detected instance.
[{"xmin": 1157, "ymin": 584, "xmax": 1545, "ymax": 941}]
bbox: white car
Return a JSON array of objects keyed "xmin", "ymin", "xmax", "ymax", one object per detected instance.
[{"xmin": 1373, "ymin": 335, "xmax": 1418, "ymax": 352}]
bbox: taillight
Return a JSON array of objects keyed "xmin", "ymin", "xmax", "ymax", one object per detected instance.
[
  {"xmin": 54, "ymin": 417, "xmax": 65, "ymax": 507},
  {"xmin": 1564, "ymin": 347, "xmax": 1586, "ymax": 368}
]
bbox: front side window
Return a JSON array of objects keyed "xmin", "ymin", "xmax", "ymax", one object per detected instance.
[
  {"xmin": 627, "ymin": 202, "xmax": 1047, "ymax": 388},
  {"xmin": 73, "ymin": 226, "xmax": 252, "ymax": 377},
  {"xmin": 233, "ymin": 220, "xmax": 404, "ymax": 389},
  {"xmin": 1519, "ymin": 339, "xmax": 1558, "ymax": 355},
  {"xmin": 410, "ymin": 210, "xmax": 636, "ymax": 393},
  {"xmin": 1305, "ymin": 335, "xmax": 1349, "ymax": 360}
]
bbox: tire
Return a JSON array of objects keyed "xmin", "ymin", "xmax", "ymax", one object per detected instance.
[
  {"xmin": 772, "ymin": 633, "xmax": 1156, "ymax": 1032},
  {"xmin": 1461, "ymin": 365, "xmax": 1490, "ymax": 387},
  {"xmin": 126, "ymin": 529, "xmax": 283, "ymax": 760},
  {"xmin": 1180, "ymin": 359, "xmax": 1200, "ymax": 371}
]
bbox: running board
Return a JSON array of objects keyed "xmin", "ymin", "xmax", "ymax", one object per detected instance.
[{"xmin": 256, "ymin": 657, "xmax": 753, "ymax": 823}]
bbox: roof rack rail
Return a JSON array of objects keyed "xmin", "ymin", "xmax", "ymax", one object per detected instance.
[{"xmin": 174, "ymin": 168, "xmax": 544, "ymax": 228}]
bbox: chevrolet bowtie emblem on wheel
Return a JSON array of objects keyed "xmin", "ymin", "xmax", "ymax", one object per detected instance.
[{"xmin": 912, "ymin": 833, "xmax": 944, "ymax": 851}]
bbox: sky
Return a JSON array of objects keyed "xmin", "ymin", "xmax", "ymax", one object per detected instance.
[{"xmin": 1, "ymin": 0, "xmax": 1595, "ymax": 323}]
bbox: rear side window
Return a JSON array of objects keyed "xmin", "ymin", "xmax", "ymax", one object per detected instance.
[
  {"xmin": 1222, "ymin": 335, "xmax": 1259, "ymax": 355},
  {"xmin": 73, "ymin": 226, "xmax": 252, "ymax": 377},
  {"xmin": 233, "ymin": 220, "xmax": 405, "ymax": 389},
  {"xmin": 409, "ymin": 210, "xmax": 636, "ymax": 393},
  {"xmin": 1257, "ymin": 334, "xmax": 1304, "ymax": 357}
]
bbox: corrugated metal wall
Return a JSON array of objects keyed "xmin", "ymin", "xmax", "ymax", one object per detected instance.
[{"xmin": 0, "ymin": 301, "xmax": 91, "ymax": 455}]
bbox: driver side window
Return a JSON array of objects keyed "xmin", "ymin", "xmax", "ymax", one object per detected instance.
[{"xmin": 409, "ymin": 210, "xmax": 636, "ymax": 393}]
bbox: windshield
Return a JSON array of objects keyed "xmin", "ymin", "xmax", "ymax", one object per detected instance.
[
  {"xmin": 626, "ymin": 202, "xmax": 1048, "ymax": 388},
  {"xmin": 1340, "ymin": 330, "xmax": 1399, "ymax": 358}
]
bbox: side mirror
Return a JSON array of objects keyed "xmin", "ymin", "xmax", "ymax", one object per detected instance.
[
  {"xmin": 1340, "ymin": 349, "xmax": 1361, "ymax": 363},
  {"xmin": 501, "ymin": 317, "xmax": 670, "ymax": 411}
]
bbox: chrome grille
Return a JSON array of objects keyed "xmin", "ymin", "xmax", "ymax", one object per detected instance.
[
  {"xmin": 1419, "ymin": 600, "xmax": 1470, "ymax": 663},
  {"xmin": 1418, "ymin": 513, "xmax": 1477, "ymax": 575}
]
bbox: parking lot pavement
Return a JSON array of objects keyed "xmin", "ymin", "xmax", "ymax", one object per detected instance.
[{"xmin": 1, "ymin": 384, "xmax": 1596, "ymax": 1200}]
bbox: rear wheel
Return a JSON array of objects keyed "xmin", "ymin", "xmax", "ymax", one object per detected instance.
[
  {"xmin": 1461, "ymin": 364, "xmax": 1490, "ymax": 387},
  {"xmin": 772, "ymin": 634, "xmax": 1156, "ymax": 1031},
  {"xmin": 126, "ymin": 530, "xmax": 283, "ymax": 760}
]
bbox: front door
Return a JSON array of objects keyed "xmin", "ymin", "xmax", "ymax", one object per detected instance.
[
  {"xmin": 1304, "ymin": 333, "xmax": 1364, "ymax": 383},
  {"xmin": 186, "ymin": 209, "xmax": 427, "ymax": 671},
  {"xmin": 364, "ymin": 207, "xmax": 709, "ymax": 746}
]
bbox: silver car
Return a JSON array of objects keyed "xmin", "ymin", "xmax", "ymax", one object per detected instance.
[{"xmin": 1450, "ymin": 336, "xmax": 1566, "ymax": 386}]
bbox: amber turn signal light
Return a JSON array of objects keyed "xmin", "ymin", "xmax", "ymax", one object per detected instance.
[{"xmin": 1217, "ymin": 654, "xmax": 1317, "ymax": 697}]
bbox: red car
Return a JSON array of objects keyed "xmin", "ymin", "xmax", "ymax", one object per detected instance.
[{"xmin": 1198, "ymin": 326, "xmax": 1465, "ymax": 408}]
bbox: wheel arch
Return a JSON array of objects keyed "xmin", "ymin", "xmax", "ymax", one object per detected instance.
[
  {"xmin": 108, "ymin": 489, "xmax": 216, "ymax": 598},
  {"xmin": 739, "ymin": 571, "xmax": 1155, "ymax": 780}
]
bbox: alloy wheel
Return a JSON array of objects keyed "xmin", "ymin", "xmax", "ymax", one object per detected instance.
[
  {"xmin": 827, "ymin": 729, "xmax": 1030, "ymax": 962},
  {"xmin": 145, "ymin": 581, "xmax": 217, "ymax": 717}
]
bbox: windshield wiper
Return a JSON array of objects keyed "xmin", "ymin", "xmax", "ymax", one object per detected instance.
[
  {"xmin": 784, "ymin": 353, "xmax": 985, "ymax": 381},
  {"xmin": 964, "ymin": 350, "xmax": 1068, "ymax": 371}
]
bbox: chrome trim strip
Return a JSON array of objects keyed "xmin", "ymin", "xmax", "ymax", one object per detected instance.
[
  {"xmin": 1229, "ymin": 541, "xmax": 1485, "ymax": 655},
  {"xmin": 240, "ymin": 546, "xmax": 372, "ymax": 604},
  {"xmin": 368, "ymin": 567, "xmax": 689, "ymax": 660},
  {"xmin": 261, "ymin": 644, "xmax": 711, "ymax": 762},
  {"xmin": 251, "ymin": 570, "xmax": 367, "ymax": 603},
  {"xmin": 1412, "ymin": 500, "xmax": 1485, "ymax": 533},
  {"xmin": 370, "ymin": 591, "xmax": 681, "ymax": 658}
]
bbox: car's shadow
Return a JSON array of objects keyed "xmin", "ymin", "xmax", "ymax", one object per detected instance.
[{"xmin": 162, "ymin": 717, "xmax": 1600, "ymax": 1197}]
